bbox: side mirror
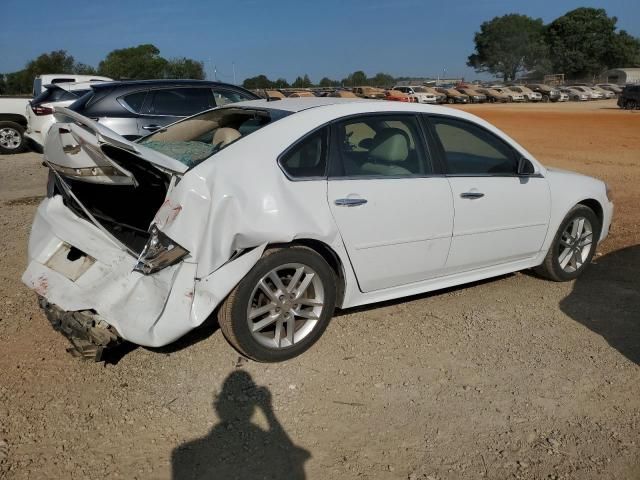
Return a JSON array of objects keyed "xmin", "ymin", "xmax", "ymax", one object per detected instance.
[{"xmin": 517, "ymin": 157, "xmax": 536, "ymax": 175}]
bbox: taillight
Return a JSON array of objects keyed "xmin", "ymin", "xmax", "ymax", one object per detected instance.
[{"xmin": 31, "ymin": 105, "xmax": 54, "ymax": 116}]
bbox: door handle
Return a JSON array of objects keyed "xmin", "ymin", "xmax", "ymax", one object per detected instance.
[
  {"xmin": 460, "ymin": 192, "xmax": 485, "ymax": 199},
  {"xmin": 142, "ymin": 124, "xmax": 161, "ymax": 131},
  {"xmin": 334, "ymin": 198, "xmax": 368, "ymax": 207}
]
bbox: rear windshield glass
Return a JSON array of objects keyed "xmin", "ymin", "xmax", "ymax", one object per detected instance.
[
  {"xmin": 139, "ymin": 106, "xmax": 291, "ymax": 168},
  {"xmin": 31, "ymin": 86, "xmax": 87, "ymax": 106}
]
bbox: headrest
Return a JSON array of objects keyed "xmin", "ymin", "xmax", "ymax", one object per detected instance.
[
  {"xmin": 212, "ymin": 128, "xmax": 241, "ymax": 149},
  {"xmin": 369, "ymin": 128, "xmax": 409, "ymax": 163}
]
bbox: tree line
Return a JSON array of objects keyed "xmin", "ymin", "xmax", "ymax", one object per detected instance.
[
  {"xmin": 0, "ymin": 44, "xmax": 205, "ymax": 95},
  {"xmin": 241, "ymin": 71, "xmax": 397, "ymax": 90},
  {"xmin": 468, "ymin": 7, "xmax": 640, "ymax": 82}
]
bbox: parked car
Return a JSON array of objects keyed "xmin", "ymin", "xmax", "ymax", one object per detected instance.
[
  {"xmin": 558, "ymin": 92, "xmax": 570, "ymax": 102},
  {"xmin": 384, "ymin": 89, "xmax": 414, "ymax": 102},
  {"xmin": 0, "ymin": 95, "xmax": 30, "ymax": 154},
  {"xmin": 421, "ymin": 86, "xmax": 447, "ymax": 104},
  {"xmin": 506, "ymin": 85, "xmax": 542, "ymax": 102},
  {"xmin": 560, "ymin": 87, "xmax": 590, "ymax": 101},
  {"xmin": 455, "ymin": 87, "xmax": 487, "ymax": 103},
  {"xmin": 25, "ymin": 81, "xmax": 109, "ymax": 152},
  {"xmin": 67, "ymin": 80, "xmax": 259, "ymax": 139},
  {"xmin": 590, "ymin": 85, "xmax": 616, "ymax": 99},
  {"xmin": 353, "ymin": 86, "xmax": 386, "ymax": 99},
  {"xmin": 475, "ymin": 88, "xmax": 509, "ymax": 103},
  {"xmin": 526, "ymin": 84, "xmax": 562, "ymax": 102},
  {"xmin": 436, "ymin": 88, "xmax": 469, "ymax": 104},
  {"xmin": 617, "ymin": 84, "xmax": 640, "ymax": 109},
  {"xmin": 33, "ymin": 74, "xmax": 112, "ymax": 96},
  {"xmin": 329, "ymin": 90, "xmax": 359, "ymax": 98},
  {"xmin": 391, "ymin": 86, "xmax": 437, "ymax": 104},
  {"xmin": 24, "ymin": 98, "xmax": 613, "ymax": 361},
  {"xmin": 493, "ymin": 87, "xmax": 525, "ymax": 102},
  {"xmin": 569, "ymin": 86, "xmax": 603, "ymax": 100},
  {"xmin": 597, "ymin": 83, "xmax": 623, "ymax": 95}
]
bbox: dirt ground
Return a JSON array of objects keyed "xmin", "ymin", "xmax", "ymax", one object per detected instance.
[{"xmin": 0, "ymin": 99, "xmax": 638, "ymax": 480}]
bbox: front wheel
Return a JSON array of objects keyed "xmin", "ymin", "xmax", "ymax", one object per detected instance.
[
  {"xmin": 0, "ymin": 121, "xmax": 25, "ymax": 154},
  {"xmin": 535, "ymin": 205, "xmax": 600, "ymax": 282},
  {"xmin": 218, "ymin": 246, "xmax": 337, "ymax": 362}
]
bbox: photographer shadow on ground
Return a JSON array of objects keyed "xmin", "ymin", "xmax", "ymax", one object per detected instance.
[
  {"xmin": 171, "ymin": 370, "xmax": 310, "ymax": 480},
  {"xmin": 560, "ymin": 245, "xmax": 640, "ymax": 365}
]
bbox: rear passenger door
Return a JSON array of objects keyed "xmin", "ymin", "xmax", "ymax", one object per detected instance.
[
  {"xmin": 327, "ymin": 114, "xmax": 454, "ymax": 292},
  {"xmin": 138, "ymin": 87, "xmax": 215, "ymax": 136}
]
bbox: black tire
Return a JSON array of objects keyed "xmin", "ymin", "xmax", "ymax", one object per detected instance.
[
  {"xmin": 542, "ymin": 94, "xmax": 550, "ymax": 103},
  {"xmin": 625, "ymin": 100, "xmax": 636, "ymax": 110},
  {"xmin": 0, "ymin": 121, "xmax": 25, "ymax": 154},
  {"xmin": 535, "ymin": 205, "xmax": 600, "ymax": 282},
  {"xmin": 218, "ymin": 246, "xmax": 337, "ymax": 362},
  {"xmin": 447, "ymin": 97, "xmax": 455, "ymax": 104}
]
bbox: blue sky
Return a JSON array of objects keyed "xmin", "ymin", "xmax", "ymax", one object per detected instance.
[{"xmin": 1, "ymin": 0, "xmax": 638, "ymax": 82}]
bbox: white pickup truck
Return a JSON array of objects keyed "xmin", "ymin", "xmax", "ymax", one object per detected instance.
[{"xmin": 0, "ymin": 96, "xmax": 31, "ymax": 154}]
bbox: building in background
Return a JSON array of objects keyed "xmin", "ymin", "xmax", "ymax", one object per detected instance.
[{"xmin": 604, "ymin": 68, "xmax": 640, "ymax": 85}]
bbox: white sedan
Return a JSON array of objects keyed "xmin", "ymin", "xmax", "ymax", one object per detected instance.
[{"xmin": 23, "ymin": 98, "xmax": 613, "ymax": 361}]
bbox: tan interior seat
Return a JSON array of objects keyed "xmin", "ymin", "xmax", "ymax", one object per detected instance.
[
  {"xmin": 212, "ymin": 127, "xmax": 241, "ymax": 149},
  {"xmin": 360, "ymin": 128, "xmax": 412, "ymax": 176}
]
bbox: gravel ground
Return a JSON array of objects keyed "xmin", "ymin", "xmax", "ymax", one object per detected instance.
[{"xmin": 0, "ymin": 99, "xmax": 638, "ymax": 480}]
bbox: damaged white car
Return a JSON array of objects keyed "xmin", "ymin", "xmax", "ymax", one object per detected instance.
[{"xmin": 23, "ymin": 98, "xmax": 613, "ymax": 362}]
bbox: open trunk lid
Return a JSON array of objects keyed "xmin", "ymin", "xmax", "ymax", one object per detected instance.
[{"xmin": 45, "ymin": 107, "xmax": 188, "ymax": 185}]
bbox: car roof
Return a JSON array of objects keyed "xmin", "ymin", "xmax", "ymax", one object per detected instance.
[
  {"xmin": 45, "ymin": 81, "xmax": 111, "ymax": 91},
  {"xmin": 230, "ymin": 97, "xmax": 365, "ymax": 112},
  {"xmin": 89, "ymin": 79, "xmax": 241, "ymax": 90}
]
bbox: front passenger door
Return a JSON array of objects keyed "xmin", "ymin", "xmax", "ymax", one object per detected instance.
[{"xmin": 427, "ymin": 115, "xmax": 551, "ymax": 273}]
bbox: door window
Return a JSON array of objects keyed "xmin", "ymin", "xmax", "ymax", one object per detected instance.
[
  {"xmin": 149, "ymin": 88, "xmax": 214, "ymax": 116},
  {"xmin": 430, "ymin": 117, "xmax": 517, "ymax": 175},
  {"xmin": 120, "ymin": 91, "xmax": 148, "ymax": 113},
  {"xmin": 212, "ymin": 88, "xmax": 255, "ymax": 106},
  {"xmin": 331, "ymin": 115, "xmax": 431, "ymax": 177},
  {"xmin": 279, "ymin": 128, "xmax": 327, "ymax": 179}
]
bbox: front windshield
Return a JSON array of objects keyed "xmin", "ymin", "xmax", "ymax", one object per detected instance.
[{"xmin": 139, "ymin": 106, "xmax": 290, "ymax": 168}]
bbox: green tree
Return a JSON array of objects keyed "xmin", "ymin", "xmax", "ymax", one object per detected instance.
[
  {"xmin": 370, "ymin": 72, "xmax": 395, "ymax": 87},
  {"xmin": 74, "ymin": 63, "xmax": 97, "ymax": 75},
  {"xmin": 273, "ymin": 78, "xmax": 290, "ymax": 88},
  {"xmin": 318, "ymin": 77, "xmax": 339, "ymax": 87},
  {"xmin": 164, "ymin": 57, "xmax": 205, "ymax": 79},
  {"xmin": 242, "ymin": 74, "xmax": 274, "ymax": 89},
  {"xmin": 98, "ymin": 44, "xmax": 168, "ymax": 79},
  {"xmin": 291, "ymin": 74, "xmax": 312, "ymax": 88},
  {"xmin": 468, "ymin": 14, "xmax": 547, "ymax": 81},
  {"xmin": 546, "ymin": 8, "xmax": 640, "ymax": 78},
  {"xmin": 344, "ymin": 70, "xmax": 367, "ymax": 86}
]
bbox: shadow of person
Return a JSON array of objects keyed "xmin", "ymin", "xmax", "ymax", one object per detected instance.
[
  {"xmin": 560, "ymin": 245, "xmax": 640, "ymax": 365},
  {"xmin": 171, "ymin": 371, "xmax": 310, "ymax": 480}
]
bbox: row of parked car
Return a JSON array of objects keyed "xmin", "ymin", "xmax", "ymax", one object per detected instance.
[{"xmin": 0, "ymin": 76, "xmax": 632, "ymax": 155}]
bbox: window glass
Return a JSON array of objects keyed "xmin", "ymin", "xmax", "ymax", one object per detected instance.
[
  {"xmin": 120, "ymin": 91, "xmax": 148, "ymax": 113},
  {"xmin": 280, "ymin": 128, "xmax": 327, "ymax": 178},
  {"xmin": 333, "ymin": 115, "xmax": 431, "ymax": 177},
  {"xmin": 431, "ymin": 117, "xmax": 516, "ymax": 175},
  {"xmin": 31, "ymin": 86, "xmax": 88, "ymax": 105},
  {"xmin": 150, "ymin": 88, "xmax": 214, "ymax": 116},
  {"xmin": 213, "ymin": 88, "xmax": 254, "ymax": 106}
]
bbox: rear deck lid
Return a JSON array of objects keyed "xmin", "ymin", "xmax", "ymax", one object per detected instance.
[{"xmin": 45, "ymin": 107, "xmax": 188, "ymax": 185}]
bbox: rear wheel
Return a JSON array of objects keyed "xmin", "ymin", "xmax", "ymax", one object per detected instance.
[
  {"xmin": 218, "ymin": 247, "xmax": 337, "ymax": 362},
  {"xmin": 447, "ymin": 97, "xmax": 454, "ymax": 104},
  {"xmin": 542, "ymin": 94, "xmax": 550, "ymax": 103},
  {"xmin": 535, "ymin": 205, "xmax": 600, "ymax": 282},
  {"xmin": 625, "ymin": 100, "xmax": 637, "ymax": 110},
  {"xmin": 0, "ymin": 121, "xmax": 25, "ymax": 154}
]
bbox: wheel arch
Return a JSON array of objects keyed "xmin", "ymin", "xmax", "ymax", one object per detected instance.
[
  {"xmin": 283, "ymin": 238, "xmax": 347, "ymax": 307},
  {"xmin": 577, "ymin": 198, "xmax": 604, "ymax": 230},
  {"xmin": 0, "ymin": 114, "xmax": 28, "ymax": 126}
]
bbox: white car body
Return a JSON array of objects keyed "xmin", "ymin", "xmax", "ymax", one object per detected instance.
[
  {"xmin": 562, "ymin": 88, "xmax": 590, "ymax": 101},
  {"xmin": 392, "ymin": 86, "xmax": 437, "ymax": 104},
  {"xmin": 558, "ymin": 92, "xmax": 570, "ymax": 102},
  {"xmin": 570, "ymin": 86, "xmax": 603, "ymax": 100},
  {"xmin": 23, "ymin": 99, "xmax": 613, "ymax": 356},
  {"xmin": 25, "ymin": 81, "xmax": 111, "ymax": 150},
  {"xmin": 495, "ymin": 88, "xmax": 525, "ymax": 102},
  {"xmin": 507, "ymin": 86, "xmax": 542, "ymax": 102}
]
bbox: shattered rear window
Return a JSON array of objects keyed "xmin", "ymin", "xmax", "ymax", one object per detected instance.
[{"xmin": 138, "ymin": 106, "xmax": 291, "ymax": 168}]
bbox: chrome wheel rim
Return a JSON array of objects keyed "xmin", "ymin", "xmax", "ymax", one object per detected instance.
[
  {"xmin": 247, "ymin": 263, "xmax": 324, "ymax": 349},
  {"xmin": 0, "ymin": 128, "xmax": 21, "ymax": 149},
  {"xmin": 558, "ymin": 217, "xmax": 593, "ymax": 273}
]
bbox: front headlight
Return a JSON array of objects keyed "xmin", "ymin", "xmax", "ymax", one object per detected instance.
[{"xmin": 134, "ymin": 224, "xmax": 189, "ymax": 275}]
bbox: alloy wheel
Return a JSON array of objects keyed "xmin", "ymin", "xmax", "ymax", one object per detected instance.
[
  {"xmin": 247, "ymin": 263, "xmax": 325, "ymax": 349},
  {"xmin": 557, "ymin": 216, "xmax": 593, "ymax": 273},
  {"xmin": 0, "ymin": 127, "xmax": 22, "ymax": 150}
]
